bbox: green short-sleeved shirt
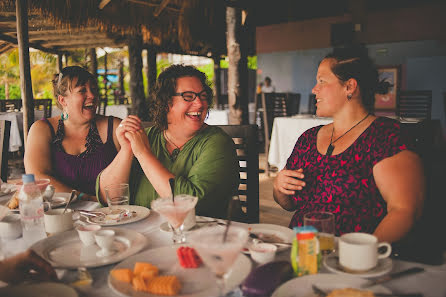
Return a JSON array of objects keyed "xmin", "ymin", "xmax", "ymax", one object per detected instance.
[{"xmin": 127, "ymin": 125, "xmax": 239, "ymax": 219}]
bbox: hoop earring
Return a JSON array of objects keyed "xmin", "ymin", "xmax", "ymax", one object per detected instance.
[
  {"xmin": 347, "ymin": 94, "xmax": 353, "ymax": 100},
  {"xmin": 60, "ymin": 111, "xmax": 68, "ymax": 121}
]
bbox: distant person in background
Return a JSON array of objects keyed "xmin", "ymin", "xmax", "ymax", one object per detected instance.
[
  {"xmin": 256, "ymin": 82, "xmax": 264, "ymax": 94},
  {"xmin": 261, "ymin": 77, "xmax": 275, "ymax": 93}
]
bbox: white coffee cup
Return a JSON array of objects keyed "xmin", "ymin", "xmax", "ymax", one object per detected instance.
[
  {"xmin": 44, "ymin": 209, "xmax": 74, "ymax": 235},
  {"xmin": 95, "ymin": 229, "xmax": 115, "ymax": 257},
  {"xmin": 76, "ymin": 224, "xmax": 101, "ymax": 246},
  {"xmin": 339, "ymin": 232, "xmax": 392, "ymax": 272},
  {"xmin": 0, "ymin": 214, "xmax": 22, "ymax": 239},
  {"xmin": 249, "ymin": 242, "xmax": 277, "ymax": 265},
  {"xmin": 183, "ymin": 207, "xmax": 196, "ymax": 230}
]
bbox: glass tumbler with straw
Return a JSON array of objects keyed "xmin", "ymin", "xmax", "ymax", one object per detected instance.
[
  {"xmin": 303, "ymin": 211, "xmax": 335, "ymax": 255},
  {"xmin": 188, "ymin": 225, "xmax": 248, "ymax": 296},
  {"xmin": 151, "ymin": 194, "xmax": 197, "ymax": 244}
]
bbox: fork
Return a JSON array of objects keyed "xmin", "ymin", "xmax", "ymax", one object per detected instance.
[{"xmin": 312, "ymin": 284, "xmax": 423, "ymax": 297}]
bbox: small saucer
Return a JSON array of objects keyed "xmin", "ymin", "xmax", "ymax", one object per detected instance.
[{"xmin": 323, "ymin": 253, "xmax": 393, "ymax": 278}]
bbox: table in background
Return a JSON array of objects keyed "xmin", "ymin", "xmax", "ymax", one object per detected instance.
[
  {"xmin": 105, "ymin": 104, "xmax": 130, "ymax": 119},
  {"xmin": 268, "ymin": 115, "xmax": 332, "ymax": 170}
]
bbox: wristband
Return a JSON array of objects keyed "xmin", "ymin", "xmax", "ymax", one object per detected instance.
[{"xmin": 78, "ymin": 192, "xmax": 85, "ymax": 200}]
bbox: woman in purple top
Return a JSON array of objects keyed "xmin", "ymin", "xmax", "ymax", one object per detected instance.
[
  {"xmin": 24, "ymin": 66, "xmax": 121, "ymax": 201},
  {"xmin": 273, "ymin": 47, "xmax": 425, "ymax": 243}
]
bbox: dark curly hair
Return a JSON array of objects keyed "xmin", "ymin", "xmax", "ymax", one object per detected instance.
[
  {"xmin": 324, "ymin": 46, "xmax": 390, "ymax": 112},
  {"xmin": 52, "ymin": 66, "xmax": 98, "ymax": 109},
  {"xmin": 150, "ymin": 64, "xmax": 213, "ymax": 130}
]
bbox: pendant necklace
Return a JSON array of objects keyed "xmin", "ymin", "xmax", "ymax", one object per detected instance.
[
  {"xmin": 326, "ymin": 113, "xmax": 370, "ymax": 156},
  {"xmin": 164, "ymin": 130, "xmax": 183, "ymax": 161}
]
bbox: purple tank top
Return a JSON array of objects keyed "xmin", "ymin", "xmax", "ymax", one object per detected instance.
[{"xmin": 43, "ymin": 117, "xmax": 118, "ymax": 195}]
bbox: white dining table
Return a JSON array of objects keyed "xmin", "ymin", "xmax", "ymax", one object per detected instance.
[
  {"xmin": 1, "ymin": 191, "xmax": 445, "ymax": 297},
  {"xmin": 105, "ymin": 104, "xmax": 130, "ymax": 119},
  {"xmin": 268, "ymin": 115, "xmax": 332, "ymax": 170}
]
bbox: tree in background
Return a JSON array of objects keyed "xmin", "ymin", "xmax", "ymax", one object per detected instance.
[{"xmin": 0, "ymin": 49, "xmax": 19, "ymax": 99}]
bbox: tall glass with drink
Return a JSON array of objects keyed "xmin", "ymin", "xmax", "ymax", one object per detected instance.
[
  {"xmin": 188, "ymin": 225, "xmax": 248, "ymax": 297},
  {"xmin": 303, "ymin": 211, "xmax": 335, "ymax": 255},
  {"xmin": 151, "ymin": 194, "xmax": 197, "ymax": 243},
  {"xmin": 105, "ymin": 183, "xmax": 130, "ymax": 217}
]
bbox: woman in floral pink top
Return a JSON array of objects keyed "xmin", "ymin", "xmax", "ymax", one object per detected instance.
[{"xmin": 273, "ymin": 46, "xmax": 425, "ymax": 243}]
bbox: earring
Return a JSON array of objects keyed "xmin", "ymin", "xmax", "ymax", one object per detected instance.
[
  {"xmin": 60, "ymin": 111, "xmax": 68, "ymax": 121},
  {"xmin": 347, "ymin": 94, "xmax": 353, "ymax": 100}
]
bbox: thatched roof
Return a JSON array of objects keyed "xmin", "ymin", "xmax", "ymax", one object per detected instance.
[{"xmin": 0, "ymin": 0, "xmax": 228, "ymax": 56}]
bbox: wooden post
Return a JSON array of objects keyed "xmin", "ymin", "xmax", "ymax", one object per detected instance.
[
  {"xmin": 57, "ymin": 54, "xmax": 63, "ymax": 73},
  {"xmin": 16, "ymin": 0, "xmax": 34, "ymax": 145},
  {"xmin": 128, "ymin": 35, "xmax": 148, "ymax": 120},
  {"xmin": 118, "ymin": 59, "xmax": 125, "ymax": 96},
  {"xmin": 146, "ymin": 46, "xmax": 157, "ymax": 98},
  {"xmin": 89, "ymin": 48, "xmax": 98, "ymax": 81},
  {"xmin": 226, "ymin": 6, "xmax": 249, "ymax": 124},
  {"xmin": 212, "ymin": 54, "xmax": 221, "ymax": 108},
  {"xmin": 104, "ymin": 52, "xmax": 108, "ymax": 102}
]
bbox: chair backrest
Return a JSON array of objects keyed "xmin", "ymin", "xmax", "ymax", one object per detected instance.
[
  {"xmin": 98, "ymin": 99, "xmax": 108, "ymax": 115},
  {"xmin": 0, "ymin": 99, "xmax": 22, "ymax": 112},
  {"xmin": 0, "ymin": 120, "xmax": 11, "ymax": 181},
  {"xmin": 216, "ymin": 124, "xmax": 259, "ymax": 223},
  {"xmin": 308, "ymin": 94, "xmax": 317, "ymax": 115},
  {"xmin": 34, "ymin": 99, "xmax": 52, "ymax": 118},
  {"xmin": 397, "ymin": 90, "xmax": 432, "ymax": 120},
  {"xmin": 286, "ymin": 93, "xmax": 301, "ymax": 115}
]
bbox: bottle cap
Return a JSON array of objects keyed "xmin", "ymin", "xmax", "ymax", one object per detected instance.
[{"xmin": 22, "ymin": 174, "xmax": 35, "ymax": 184}]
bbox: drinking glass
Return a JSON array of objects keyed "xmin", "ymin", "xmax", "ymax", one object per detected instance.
[
  {"xmin": 105, "ymin": 184, "xmax": 130, "ymax": 216},
  {"xmin": 151, "ymin": 194, "xmax": 197, "ymax": 243},
  {"xmin": 303, "ymin": 211, "xmax": 335, "ymax": 255},
  {"xmin": 188, "ymin": 225, "xmax": 248, "ymax": 297}
]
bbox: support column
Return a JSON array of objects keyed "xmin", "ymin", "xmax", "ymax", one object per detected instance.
[
  {"xmin": 146, "ymin": 46, "xmax": 157, "ymax": 98},
  {"xmin": 118, "ymin": 59, "xmax": 125, "ymax": 96},
  {"xmin": 89, "ymin": 48, "xmax": 98, "ymax": 81},
  {"xmin": 212, "ymin": 54, "xmax": 221, "ymax": 108},
  {"xmin": 57, "ymin": 54, "xmax": 63, "ymax": 73},
  {"xmin": 16, "ymin": 0, "xmax": 34, "ymax": 144},
  {"xmin": 226, "ymin": 6, "xmax": 248, "ymax": 125},
  {"xmin": 128, "ymin": 34, "xmax": 148, "ymax": 120}
]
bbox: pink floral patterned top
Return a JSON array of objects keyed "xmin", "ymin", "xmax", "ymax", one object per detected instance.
[{"xmin": 286, "ymin": 117, "xmax": 415, "ymax": 235}]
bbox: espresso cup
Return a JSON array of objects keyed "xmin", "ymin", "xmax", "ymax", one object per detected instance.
[
  {"xmin": 0, "ymin": 214, "xmax": 22, "ymax": 239},
  {"xmin": 44, "ymin": 208, "xmax": 74, "ymax": 236},
  {"xmin": 339, "ymin": 232, "xmax": 392, "ymax": 272},
  {"xmin": 76, "ymin": 224, "xmax": 101, "ymax": 246}
]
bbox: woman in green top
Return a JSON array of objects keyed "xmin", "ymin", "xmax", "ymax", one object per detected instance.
[{"xmin": 97, "ymin": 65, "xmax": 239, "ymax": 218}]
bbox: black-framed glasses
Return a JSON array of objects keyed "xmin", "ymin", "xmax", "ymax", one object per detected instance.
[{"xmin": 174, "ymin": 91, "xmax": 209, "ymax": 102}]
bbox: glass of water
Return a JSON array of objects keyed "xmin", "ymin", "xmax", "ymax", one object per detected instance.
[{"xmin": 105, "ymin": 184, "xmax": 130, "ymax": 215}]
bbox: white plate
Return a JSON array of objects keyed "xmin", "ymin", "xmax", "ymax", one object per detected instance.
[
  {"xmin": 159, "ymin": 216, "xmax": 226, "ymax": 232},
  {"xmin": 323, "ymin": 253, "xmax": 393, "ymax": 278},
  {"xmin": 245, "ymin": 224, "xmax": 294, "ymax": 253},
  {"xmin": 272, "ymin": 273, "xmax": 392, "ymax": 297},
  {"xmin": 0, "ymin": 282, "xmax": 78, "ymax": 297},
  {"xmin": 86, "ymin": 205, "xmax": 150, "ymax": 226},
  {"xmin": 31, "ymin": 227, "xmax": 149, "ymax": 269},
  {"xmin": 109, "ymin": 245, "xmax": 252, "ymax": 297},
  {"xmin": 51, "ymin": 192, "xmax": 78, "ymax": 208}
]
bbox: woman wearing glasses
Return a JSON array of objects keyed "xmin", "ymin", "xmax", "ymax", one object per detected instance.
[
  {"xmin": 97, "ymin": 65, "xmax": 239, "ymax": 218},
  {"xmin": 24, "ymin": 66, "xmax": 121, "ymax": 201}
]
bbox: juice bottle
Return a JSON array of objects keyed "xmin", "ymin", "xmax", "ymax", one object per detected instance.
[{"xmin": 290, "ymin": 226, "xmax": 320, "ymax": 276}]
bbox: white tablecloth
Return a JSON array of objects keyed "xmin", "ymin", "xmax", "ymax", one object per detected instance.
[
  {"xmin": 268, "ymin": 115, "xmax": 332, "ymax": 170},
  {"xmin": 1, "ymin": 189, "xmax": 445, "ymax": 297},
  {"xmin": 105, "ymin": 105, "xmax": 130, "ymax": 119}
]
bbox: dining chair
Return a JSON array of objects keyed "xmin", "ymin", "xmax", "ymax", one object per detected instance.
[
  {"xmin": 0, "ymin": 120, "xmax": 11, "ymax": 182},
  {"xmin": 397, "ymin": 90, "xmax": 432, "ymax": 120},
  {"xmin": 308, "ymin": 94, "xmax": 317, "ymax": 115},
  {"xmin": 0, "ymin": 99, "xmax": 22, "ymax": 112},
  {"xmin": 216, "ymin": 124, "xmax": 259, "ymax": 223},
  {"xmin": 34, "ymin": 99, "xmax": 52, "ymax": 118}
]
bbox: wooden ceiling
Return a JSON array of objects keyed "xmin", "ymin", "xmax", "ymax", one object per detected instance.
[{"xmin": 0, "ymin": 0, "xmax": 442, "ymax": 56}]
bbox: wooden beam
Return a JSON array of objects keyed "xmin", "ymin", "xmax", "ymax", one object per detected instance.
[
  {"xmin": 128, "ymin": 34, "xmax": 148, "ymax": 120},
  {"xmin": 98, "ymin": 0, "xmax": 112, "ymax": 10},
  {"xmin": 153, "ymin": 0, "xmax": 171, "ymax": 17},
  {"xmin": 16, "ymin": 0, "xmax": 34, "ymax": 144}
]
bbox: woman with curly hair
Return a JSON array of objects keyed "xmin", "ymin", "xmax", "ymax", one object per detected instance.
[{"xmin": 97, "ymin": 65, "xmax": 239, "ymax": 218}]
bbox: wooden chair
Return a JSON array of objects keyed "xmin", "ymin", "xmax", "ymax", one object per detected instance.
[
  {"xmin": 397, "ymin": 90, "xmax": 432, "ymax": 120},
  {"xmin": 0, "ymin": 120, "xmax": 11, "ymax": 182},
  {"xmin": 217, "ymin": 124, "xmax": 259, "ymax": 223},
  {"xmin": 308, "ymin": 94, "xmax": 317, "ymax": 115},
  {"xmin": 34, "ymin": 99, "xmax": 52, "ymax": 118},
  {"xmin": 0, "ymin": 99, "xmax": 22, "ymax": 112}
]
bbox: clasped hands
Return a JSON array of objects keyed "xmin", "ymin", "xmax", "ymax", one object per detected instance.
[{"xmin": 117, "ymin": 115, "xmax": 151, "ymax": 158}]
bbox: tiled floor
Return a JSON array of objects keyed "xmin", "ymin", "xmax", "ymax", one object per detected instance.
[{"xmin": 7, "ymin": 152, "xmax": 293, "ymax": 227}]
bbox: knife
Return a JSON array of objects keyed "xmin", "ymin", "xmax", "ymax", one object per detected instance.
[
  {"xmin": 312, "ymin": 284, "xmax": 423, "ymax": 297},
  {"xmin": 361, "ymin": 267, "xmax": 425, "ymax": 288}
]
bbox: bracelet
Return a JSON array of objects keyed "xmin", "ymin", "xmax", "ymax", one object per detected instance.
[{"xmin": 78, "ymin": 192, "xmax": 85, "ymax": 200}]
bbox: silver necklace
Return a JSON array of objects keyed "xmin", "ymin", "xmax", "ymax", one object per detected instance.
[{"xmin": 326, "ymin": 113, "xmax": 370, "ymax": 156}]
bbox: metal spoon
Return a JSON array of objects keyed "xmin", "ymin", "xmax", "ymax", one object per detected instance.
[{"xmin": 63, "ymin": 190, "xmax": 76, "ymax": 214}]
